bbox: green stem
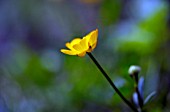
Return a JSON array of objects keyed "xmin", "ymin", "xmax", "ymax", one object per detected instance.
[{"xmin": 87, "ymin": 53, "xmax": 138, "ymax": 112}]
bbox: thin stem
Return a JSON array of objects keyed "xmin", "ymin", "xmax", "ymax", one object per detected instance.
[
  {"xmin": 87, "ymin": 53, "xmax": 138, "ymax": 112},
  {"xmin": 136, "ymin": 87, "xmax": 143, "ymax": 109},
  {"xmin": 134, "ymin": 74, "xmax": 143, "ymax": 109}
]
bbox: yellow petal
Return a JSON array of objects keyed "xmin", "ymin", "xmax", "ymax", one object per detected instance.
[
  {"xmin": 79, "ymin": 38, "xmax": 88, "ymax": 50},
  {"xmin": 65, "ymin": 38, "xmax": 82, "ymax": 51},
  {"xmin": 88, "ymin": 29, "xmax": 98, "ymax": 46},
  {"xmin": 77, "ymin": 52, "xmax": 86, "ymax": 57},
  {"xmin": 85, "ymin": 29, "xmax": 98, "ymax": 52},
  {"xmin": 91, "ymin": 42, "xmax": 97, "ymax": 50},
  {"xmin": 87, "ymin": 42, "xmax": 97, "ymax": 52},
  {"xmin": 60, "ymin": 49, "xmax": 78, "ymax": 55},
  {"xmin": 72, "ymin": 43, "xmax": 84, "ymax": 52},
  {"xmin": 65, "ymin": 43, "xmax": 73, "ymax": 50},
  {"xmin": 70, "ymin": 38, "xmax": 81, "ymax": 45}
]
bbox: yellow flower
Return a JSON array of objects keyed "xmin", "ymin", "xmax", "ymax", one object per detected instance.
[{"xmin": 60, "ymin": 29, "xmax": 98, "ymax": 57}]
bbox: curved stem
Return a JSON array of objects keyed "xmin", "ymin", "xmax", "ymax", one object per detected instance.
[{"xmin": 87, "ymin": 53, "xmax": 138, "ymax": 112}]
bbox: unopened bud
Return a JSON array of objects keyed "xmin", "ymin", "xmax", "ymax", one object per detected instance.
[{"xmin": 128, "ymin": 65, "xmax": 141, "ymax": 76}]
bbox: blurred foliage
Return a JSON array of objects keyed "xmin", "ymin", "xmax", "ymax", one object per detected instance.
[
  {"xmin": 101, "ymin": 0, "xmax": 121, "ymax": 25},
  {"xmin": 112, "ymin": 7, "xmax": 168, "ymax": 55},
  {"xmin": 0, "ymin": 0, "xmax": 170, "ymax": 112},
  {"xmin": 16, "ymin": 54, "xmax": 54, "ymax": 88}
]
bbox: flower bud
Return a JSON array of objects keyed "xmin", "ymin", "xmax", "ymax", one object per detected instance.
[{"xmin": 128, "ymin": 65, "xmax": 141, "ymax": 76}]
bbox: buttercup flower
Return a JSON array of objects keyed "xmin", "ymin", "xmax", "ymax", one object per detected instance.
[
  {"xmin": 60, "ymin": 28, "xmax": 138, "ymax": 111},
  {"xmin": 60, "ymin": 29, "xmax": 98, "ymax": 57}
]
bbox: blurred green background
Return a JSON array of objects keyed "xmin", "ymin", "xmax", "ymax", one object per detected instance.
[{"xmin": 0, "ymin": 0, "xmax": 170, "ymax": 112}]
